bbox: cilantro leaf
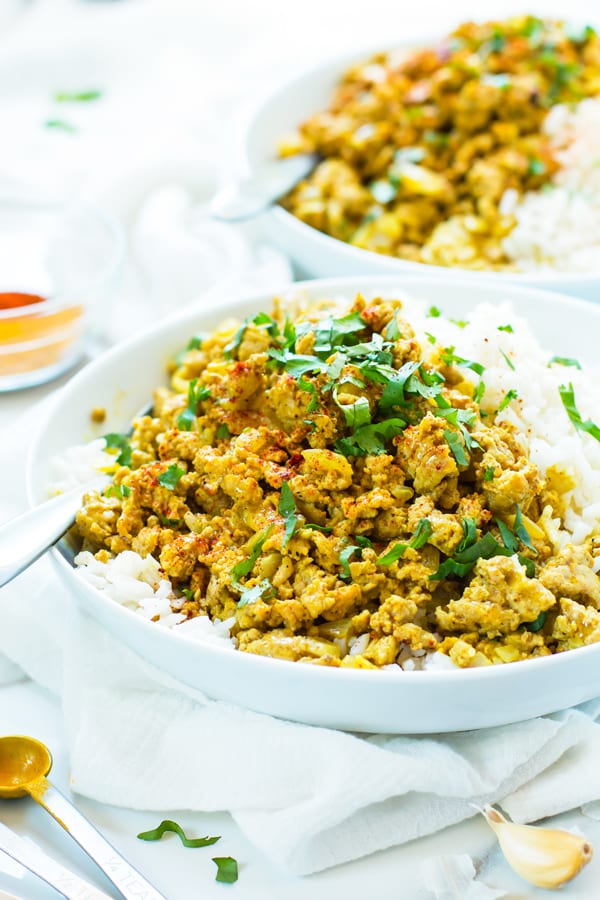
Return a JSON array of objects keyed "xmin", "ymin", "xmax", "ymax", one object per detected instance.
[
  {"xmin": 559, "ymin": 382, "xmax": 600, "ymax": 443},
  {"xmin": 278, "ymin": 482, "xmax": 299, "ymax": 547},
  {"xmin": 496, "ymin": 518, "xmax": 519, "ymax": 553},
  {"xmin": 238, "ymin": 578, "xmax": 275, "ymax": 607},
  {"xmin": 158, "ymin": 463, "xmax": 186, "ymax": 491},
  {"xmin": 105, "ymin": 483, "xmax": 131, "ymax": 500},
  {"xmin": 334, "ymin": 391, "xmax": 371, "ymax": 429},
  {"xmin": 457, "ymin": 517, "xmax": 477, "ymax": 553},
  {"xmin": 103, "ymin": 432, "xmax": 132, "ymax": 467},
  {"xmin": 216, "ymin": 424, "xmax": 231, "ymax": 440},
  {"xmin": 335, "ymin": 418, "xmax": 406, "ymax": 457},
  {"xmin": 268, "ymin": 348, "xmax": 328, "ymax": 378},
  {"xmin": 174, "ymin": 333, "xmax": 208, "ymax": 367},
  {"xmin": 483, "ymin": 466, "xmax": 495, "ymax": 482},
  {"xmin": 549, "ymin": 356, "xmax": 581, "ymax": 370},
  {"xmin": 55, "ymin": 89, "xmax": 102, "ymax": 102},
  {"xmin": 231, "ymin": 526, "xmax": 273, "ymax": 588},
  {"xmin": 339, "ymin": 545, "xmax": 361, "ymax": 579},
  {"xmin": 500, "ymin": 349, "xmax": 515, "ymax": 371},
  {"xmin": 177, "ymin": 379, "xmax": 210, "ymax": 431},
  {"xmin": 497, "ymin": 388, "xmax": 518, "ymax": 413},
  {"xmin": 44, "ymin": 118, "xmax": 76, "ymax": 133},
  {"xmin": 427, "ymin": 306, "xmax": 441, "ymax": 318},
  {"xmin": 378, "ymin": 518, "xmax": 432, "ymax": 565},
  {"xmin": 302, "ymin": 523, "xmax": 333, "ymax": 533},
  {"xmin": 386, "ymin": 317, "xmax": 401, "ymax": 341},
  {"xmin": 212, "ymin": 857, "xmax": 238, "ymax": 884},
  {"xmin": 514, "ymin": 504, "xmax": 538, "ymax": 555},
  {"xmin": 298, "ymin": 377, "xmax": 319, "ymax": 413},
  {"xmin": 137, "ymin": 820, "xmax": 220, "ymax": 849},
  {"xmin": 440, "ymin": 347, "xmax": 485, "ymax": 376},
  {"xmin": 497, "ymin": 324, "xmax": 513, "ymax": 333},
  {"xmin": 444, "ymin": 429, "xmax": 468, "ymax": 466},
  {"xmin": 524, "ymin": 610, "xmax": 547, "ymax": 633}
]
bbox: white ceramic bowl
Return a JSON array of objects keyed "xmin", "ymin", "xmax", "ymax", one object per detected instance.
[
  {"xmin": 27, "ymin": 275, "xmax": 600, "ymax": 734},
  {"xmin": 241, "ymin": 50, "xmax": 600, "ymax": 302}
]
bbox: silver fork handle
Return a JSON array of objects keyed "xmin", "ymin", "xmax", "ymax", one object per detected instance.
[
  {"xmin": 0, "ymin": 478, "xmax": 107, "ymax": 588},
  {"xmin": 38, "ymin": 783, "xmax": 166, "ymax": 900},
  {"xmin": 0, "ymin": 834, "xmax": 112, "ymax": 900}
]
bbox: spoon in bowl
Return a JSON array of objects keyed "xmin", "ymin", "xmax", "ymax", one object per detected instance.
[
  {"xmin": 0, "ymin": 736, "xmax": 166, "ymax": 900},
  {"xmin": 210, "ymin": 152, "xmax": 317, "ymax": 222}
]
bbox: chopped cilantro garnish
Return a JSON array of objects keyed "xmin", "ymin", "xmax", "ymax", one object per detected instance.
[
  {"xmin": 44, "ymin": 118, "xmax": 76, "ymax": 133},
  {"xmin": 425, "ymin": 332, "xmax": 437, "ymax": 345},
  {"xmin": 444, "ymin": 429, "xmax": 468, "ymax": 467},
  {"xmin": 158, "ymin": 463, "xmax": 185, "ymax": 491},
  {"xmin": 157, "ymin": 513, "xmax": 183, "ymax": 527},
  {"xmin": 514, "ymin": 504, "xmax": 538, "ymax": 555},
  {"xmin": 497, "ymin": 388, "xmax": 518, "ymax": 413},
  {"xmin": 105, "ymin": 483, "xmax": 131, "ymax": 500},
  {"xmin": 181, "ymin": 588, "xmax": 195, "ymax": 602},
  {"xmin": 385, "ymin": 317, "xmax": 401, "ymax": 341},
  {"xmin": 177, "ymin": 379, "xmax": 210, "ymax": 431},
  {"xmin": 303, "ymin": 522, "xmax": 333, "ymax": 533},
  {"xmin": 559, "ymin": 383, "xmax": 600, "ymax": 443},
  {"xmin": 449, "ymin": 318, "xmax": 469, "ymax": 328},
  {"xmin": 377, "ymin": 360, "xmax": 421, "ymax": 410},
  {"xmin": 103, "ymin": 432, "xmax": 133, "ymax": 467},
  {"xmin": 137, "ymin": 820, "xmax": 220, "ymax": 849},
  {"xmin": 483, "ymin": 466, "xmax": 495, "ymax": 482},
  {"xmin": 225, "ymin": 312, "xmax": 279, "ymax": 359},
  {"xmin": 216, "ymin": 424, "xmax": 231, "ymax": 440},
  {"xmin": 378, "ymin": 518, "xmax": 433, "ymax": 566},
  {"xmin": 174, "ymin": 333, "xmax": 208, "ymax": 367},
  {"xmin": 500, "ymin": 349, "xmax": 515, "ymax": 371},
  {"xmin": 339, "ymin": 544, "xmax": 361, "ymax": 579},
  {"xmin": 549, "ymin": 356, "xmax": 581, "ymax": 370},
  {"xmin": 278, "ymin": 482, "xmax": 299, "ymax": 547},
  {"xmin": 335, "ymin": 418, "xmax": 406, "ymax": 457},
  {"xmin": 354, "ymin": 535, "xmax": 373, "ymax": 549},
  {"xmin": 298, "ymin": 377, "xmax": 319, "ymax": 412},
  {"xmin": 440, "ymin": 347, "xmax": 485, "ymax": 376},
  {"xmin": 497, "ymin": 324, "xmax": 513, "ymax": 333},
  {"xmin": 528, "ymin": 157, "xmax": 546, "ymax": 176},
  {"xmin": 212, "ymin": 857, "xmax": 238, "ymax": 884},
  {"xmin": 473, "ymin": 380, "xmax": 486, "ymax": 404},
  {"xmin": 457, "ymin": 517, "xmax": 478, "ymax": 553},
  {"xmin": 334, "ymin": 389, "xmax": 371, "ymax": 429},
  {"xmin": 231, "ymin": 526, "xmax": 273, "ymax": 588},
  {"xmin": 496, "ymin": 518, "xmax": 519, "ymax": 554},
  {"xmin": 524, "ymin": 610, "xmax": 547, "ymax": 633},
  {"xmin": 55, "ymin": 89, "xmax": 102, "ymax": 102},
  {"xmin": 268, "ymin": 348, "xmax": 328, "ymax": 378},
  {"xmin": 427, "ymin": 306, "xmax": 441, "ymax": 318},
  {"xmin": 238, "ymin": 578, "xmax": 275, "ymax": 607}
]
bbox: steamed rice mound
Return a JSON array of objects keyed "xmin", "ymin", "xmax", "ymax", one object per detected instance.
[{"xmin": 73, "ymin": 293, "xmax": 600, "ymax": 670}]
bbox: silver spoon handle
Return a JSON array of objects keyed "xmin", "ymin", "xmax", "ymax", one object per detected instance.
[
  {"xmin": 36, "ymin": 783, "xmax": 166, "ymax": 900},
  {"xmin": 0, "ymin": 478, "xmax": 106, "ymax": 588},
  {"xmin": 0, "ymin": 834, "xmax": 112, "ymax": 899}
]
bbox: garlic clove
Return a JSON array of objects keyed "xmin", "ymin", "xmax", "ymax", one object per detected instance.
[{"xmin": 480, "ymin": 805, "xmax": 593, "ymax": 889}]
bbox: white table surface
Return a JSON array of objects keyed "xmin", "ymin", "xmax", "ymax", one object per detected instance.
[{"xmin": 3, "ymin": 1, "xmax": 600, "ymax": 898}]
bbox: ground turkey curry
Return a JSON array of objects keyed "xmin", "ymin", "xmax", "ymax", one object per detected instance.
[
  {"xmin": 76, "ymin": 295, "xmax": 600, "ymax": 669},
  {"xmin": 280, "ymin": 16, "xmax": 600, "ymax": 270}
]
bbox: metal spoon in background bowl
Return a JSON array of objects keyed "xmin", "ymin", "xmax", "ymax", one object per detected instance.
[
  {"xmin": 210, "ymin": 152, "xmax": 318, "ymax": 222},
  {"xmin": 0, "ymin": 736, "xmax": 166, "ymax": 900}
]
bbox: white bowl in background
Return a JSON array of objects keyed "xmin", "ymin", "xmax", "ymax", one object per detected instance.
[
  {"xmin": 27, "ymin": 275, "xmax": 600, "ymax": 734},
  {"xmin": 241, "ymin": 50, "xmax": 600, "ymax": 302}
]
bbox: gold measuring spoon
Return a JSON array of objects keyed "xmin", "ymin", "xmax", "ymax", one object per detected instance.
[{"xmin": 0, "ymin": 737, "xmax": 166, "ymax": 900}]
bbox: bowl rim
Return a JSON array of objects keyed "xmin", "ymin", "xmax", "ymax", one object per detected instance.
[
  {"xmin": 239, "ymin": 41, "xmax": 600, "ymax": 284},
  {"xmin": 25, "ymin": 273, "xmax": 600, "ymax": 687}
]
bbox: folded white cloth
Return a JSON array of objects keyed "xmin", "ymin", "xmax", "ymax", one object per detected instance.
[{"xmin": 3, "ymin": 408, "xmax": 600, "ymax": 876}]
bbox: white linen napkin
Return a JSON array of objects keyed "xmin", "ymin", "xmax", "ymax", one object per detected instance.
[{"xmin": 3, "ymin": 409, "xmax": 600, "ymax": 875}]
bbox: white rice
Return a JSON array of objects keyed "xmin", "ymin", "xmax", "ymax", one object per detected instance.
[
  {"xmin": 55, "ymin": 295, "xmax": 600, "ymax": 665},
  {"xmin": 503, "ymin": 98, "xmax": 600, "ymax": 272}
]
